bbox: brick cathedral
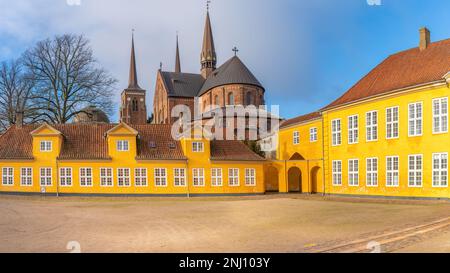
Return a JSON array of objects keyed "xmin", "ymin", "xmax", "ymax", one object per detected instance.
[{"xmin": 120, "ymin": 9, "xmax": 275, "ymax": 140}]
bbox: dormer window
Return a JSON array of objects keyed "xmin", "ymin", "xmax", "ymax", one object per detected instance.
[
  {"xmin": 192, "ymin": 142, "xmax": 204, "ymax": 153},
  {"xmin": 40, "ymin": 141, "xmax": 52, "ymax": 152},
  {"xmin": 117, "ymin": 140, "xmax": 129, "ymax": 152}
]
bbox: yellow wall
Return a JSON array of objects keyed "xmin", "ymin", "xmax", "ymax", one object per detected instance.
[
  {"xmin": 0, "ymin": 125, "xmax": 265, "ymax": 195},
  {"xmin": 323, "ymin": 84, "xmax": 449, "ymax": 199}
]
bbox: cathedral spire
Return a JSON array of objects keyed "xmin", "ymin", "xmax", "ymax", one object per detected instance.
[
  {"xmin": 200, "ymin": 7, "xmax": 217, "ymax": 78},
  {"xmin": 128, "ymin": 30, "xmax": 141, "ymax": 89},
  {"xmin": 175, "ymin": 34, "xmax": 181, "ymax": 73}
]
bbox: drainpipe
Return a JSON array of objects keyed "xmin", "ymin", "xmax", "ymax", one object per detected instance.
[
  {"xmin": 185, "ymin": 159, "xmax": 190, "ymax": 198},
  {"xmin": 321, "ymin": 114, "xmax": 326, "ymax": 197},
  {"xmin": 56, "ymin": 159, "xmax": 60, "ymax": 197}
]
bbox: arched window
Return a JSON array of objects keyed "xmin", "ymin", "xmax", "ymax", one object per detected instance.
[
  {"xmin": 228, "ymin": 93, "xmax": 234, "ymax": 106},
  {"xmin": 132, "ymin": 99, "xmax": 138, "ymax": 111},
  {"xmin": 246, "ymin": 92, "xmax": 253, "ymax": 105}
]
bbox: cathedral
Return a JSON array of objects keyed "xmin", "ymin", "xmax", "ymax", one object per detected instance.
[{"xmin": 119, "ymin": 9, "xmax": 273, "ymax": 140}]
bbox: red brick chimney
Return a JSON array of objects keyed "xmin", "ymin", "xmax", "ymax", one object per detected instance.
[{"xmin": 419, "ymin": 27, "xmax": 430, "ymax": 51}]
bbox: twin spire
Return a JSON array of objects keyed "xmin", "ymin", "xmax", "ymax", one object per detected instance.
[{"xmin": 128, "ymin": 31, "xmax": 142, "ymax": 90}]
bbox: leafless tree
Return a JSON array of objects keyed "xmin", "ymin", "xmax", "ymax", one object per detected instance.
[
  {"xmin": 22, "ymin": 34, "xmax": 117, "ymax": 124},
  {"xmin": 0, "ymin": 60, "xmax": 35, "ymax": 131}
]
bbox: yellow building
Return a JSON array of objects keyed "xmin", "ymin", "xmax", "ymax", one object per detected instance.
[
  {"xmin": 271, "ymin": 28, "xmax": 450, "ymax": 199},
  {"xmin": 0, "ymin": 122, "xmax": 265, "ymax": 196}
]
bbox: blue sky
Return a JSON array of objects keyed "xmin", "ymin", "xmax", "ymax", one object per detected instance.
[{"xmin": 0, "ymin": 0, "xmax": 449, "ymax": 121}]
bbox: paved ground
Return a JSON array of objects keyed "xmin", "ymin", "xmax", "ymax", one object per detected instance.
[{"xmin": 0, "ymin": 194, "xmax": 450, "ymax": 253}]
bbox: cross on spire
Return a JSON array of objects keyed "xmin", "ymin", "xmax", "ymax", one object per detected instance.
[
  {"xmin": 207, "ymin": 0, "xmax": 211, "ymax": 11},
  {"xmin": 232, "ymin": 46, "xmax": 239, "ymax": 56}
]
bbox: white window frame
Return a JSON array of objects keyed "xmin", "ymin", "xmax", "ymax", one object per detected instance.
[
  {"xmin": 154, "ymin": 168, "xmax": 167, "ymax": 187},
  {"xmin": 117, "ymin": 168, "xmax": 130, "ymax": 187},
  {"xmin": 408, "ymin": 155, "xmax": 423, "ymax": 187},
  {"xmin": 366, "ymin": 158, "xmax": 378, "ymax": 187},
  {"xmin": 20, "ymin": 167, "xmax": 33, "ymax": 186},
  {"xmin": 293, "ymin": 131, "xmax": 300, "ymax": 145},
  {"xmin": 386, "ymin": 106, "xmax": 399, "ymax": 139},
  {"xmin": 59, "ymin": 167, "xmax": 72, "ymax": 187},
  {"xmin": 366, "ymin": 111, "xmax": 378, "ymax": 142},
  {"xmin": 332, "ymin": 160, "xmax": 342, "ymax": 186},
  {"xmin": 40, "ymin": 168, "xmax": 52, "ymax": 186},
  {"xmin": 100, "ymin": 168, "xmax": 113, "ymax": 187},
  {"xmin": 79, "ymin": 168, "xmax": 93, "ymax": 187},
  {"xmin": 348, "ymin": 115, "xmax": 359, "ymax": 144},
  {"xmin": 245, "ymin": 168, "xmax": 256, "ymax": 186},
  {"xmin": 211, "ymin": 168, "xmax": 223, "ymax": 187},
  {"xmin": 174, "ymin": 168, "xmax": 186, "ymax": 187},
  {"xmin": 310, "ymin": 127, "xmax": 318, "ymax": 142},
  {"xmin": 40, "ymin": 141, "xmax": 52, "ymax": 152},
  {"xmin": 228, "ymin": 168, "xmax": 240, "ymax": 187},
  {"xmin": 192, "ymin": 142, "xmax": 204, "ymax": 153},
  {"xmin": 331, "ymin": 119, "xmax": 342, "ymax": 146},
  {"xmin": 432, "ymin": 97, "xmax": 448, "ymax": 134},
  {"xmin": 432, "ymin": 153, "xmax": 448, "ymax": 188},
  {"xmin": 348, "ymin": 159, "xmax": 359, "ymax": 187},
  {"xmin": 192, "ymin": 168, "xmax": 205, "ymax": 187},
  {"xmin": 386, "ymin": 156, "xmax": 400, "ymax": 187},
  {"xmin": 135, "ymin": 168, "xmax": 148, "ymax": 187},
  {"xmin": 2, "ymin": 167, "xmax": 14, "ymax": 186},
  {"xmin": 116, "ymin": 140, "xmax": 129, "ymax": 152},
  {"xmin": 408, "ymin": 102, "xmax": 423, "ymax": 137}
]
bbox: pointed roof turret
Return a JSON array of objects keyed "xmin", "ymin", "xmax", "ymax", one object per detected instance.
[
  {"xmin": 200, "ymin": 9, "xmax": 217, "ymax": 78},
  {"xmin": 175, "ymin": 34, "xmax": 181, "ymax": 73},
  {"xmin": 128, "ymin": 31, "xmax": 142, "ymax": 89}
]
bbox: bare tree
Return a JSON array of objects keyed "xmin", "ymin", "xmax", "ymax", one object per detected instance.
[
  {"xmin": 0, "ymin": 60, "xmax": 35, "ymax": 131},
  {"xmin": 22, "ymin": 34, "xmax": 117, "ymax": 124}
]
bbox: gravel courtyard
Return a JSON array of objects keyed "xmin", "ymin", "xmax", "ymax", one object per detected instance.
[{"xmin": 1, "ymin": 194, "xmax": 450, "ymax": 253}]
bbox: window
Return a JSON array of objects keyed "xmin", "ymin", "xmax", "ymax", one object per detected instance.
[
  {"xmin": 386, "ymin": 107, "xmax": 399, "ymax": 139},
  {"xmin": 135, "ymin": 168, "xmax": 148, "ymax": 187},
  {"xmin": 433, "ymin": 98, "xmax": 448, "ymax": 134},
  {"xmin": 293, "ymin": 131, "xmax": 300, "ymax": 145},
  {"xmin": 348, "ymin": 159, "xmax": 359, "ymax": 186},
  {"xmin": 154, "ymin": 168, "xmax": 167, "ymax": 187},
  {"xmin": 366, "ymin": 158, "xmax": 378, "ymax": 187},
  {"xmin": 408, "ymin": 155, "xmax": 423, "ymax": 187},
  {"xmin": 40, "ymin": 141, "xmax": 52, "ymax": 152},
  {"xmin": 331, "ymin": 119, "xmax": 341, "ymax": 146},
  {"xmin": 228, "ymin": 93, "xmax": 234, "ymax": 106},
  {"xmin": 366, "ymin": 111, "xmax": 378, "ymax": 141},
  {"xmin": 386, "ymin": 156, "xmax": 399, "ymax": 187},
  {"xmin": 348, "ymin": 115, "xmax": 359, "ymax": 144},
  {"xmin": 20, "ymin": 168, "xmax": 32, "ymax": 186},
  {"xmin": 245, "ymin": 92, "xmax": 253, "ymax": 105},
  {"xmin": 117, "ymin": 168, "xmax": 130, "ymax": 187},
  {"xmin": 132, "ymin": 99, "xmax": 138, "ymax": 112},
  {"xmin": 174, "ymin": 168, "xmax": 186, "ymax": 187},
  {"xmin": 192, "ymin": 168, "xmax": 205, "ymax": 187},
  {"xmin": 100, "ymin": 168, "xmax": 113, "ymax": 187},
  {"xmin": 408, "ymin": 102, "xmax": 423, "ymax": 136},
  {"xmin": 192, "ymin": 142, "xmax": 204, "ymax": 152},
  {"xmin": 59, "ymin": 168, "xmax": 72, "ymax": 187},
  {"xmin": 310, "ymin": 127, "xmax": 318, "ymax": 142},
  {"xmin": 211, "ymin": 168, "xmax": 223, "ymax": 187},
  {"xmin": 80, "ymin": 168, "xmax": 93, "ymax": 187},
  {"xmin": 2, "ymin": 167, "xmax": 13, "ymax": 186},
  {"xmin": 40, "ymin": 168, "xmax": 52, "ymax": 186},
  {"xmin": 432, "ymin": 153, "xmax": 448, "ymax": 187},
  {"xmin": 117, "ymin": 140, "xmax": 129, "ymax": 152},
  {"xmin": 245, "ymin": 168, "xmax": 256, "ymax": 186},
  {"xmin": 229, "ymin": 168, "xmax": 240, "ymax": 186},
  {"xmin": 332, "ymin": 161, "xmax": 342, "ymax": 186}
]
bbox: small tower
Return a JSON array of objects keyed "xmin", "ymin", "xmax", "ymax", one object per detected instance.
[
  {"xmin": 200, "ymin": 8, "xmax": 217, "ymax": 78},
  {"xmin": 120, "ymin": 32, "xmax": 148, "ymax": 125}
]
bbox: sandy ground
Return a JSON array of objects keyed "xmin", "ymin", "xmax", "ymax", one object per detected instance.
[{"xmin": 0, "ymin": 194, "xmax": 450, "ymax": 253}]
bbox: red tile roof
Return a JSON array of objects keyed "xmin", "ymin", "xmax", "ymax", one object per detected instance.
[
  {"xmin": 0, "ymin": 124, "xmax": 263, "ymax": 162},
  {"xmin": 210, "ymin": 140, "xmax": 265, "ymax": 161},
  {"xmin": 323, "ymin": 38, "xmax": 450, "ymax": 110},
  {"xmin": 280, "ymin": 112, "xmax": 322, "ymax": 129}
]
